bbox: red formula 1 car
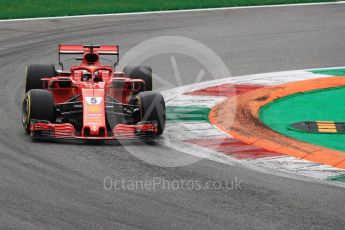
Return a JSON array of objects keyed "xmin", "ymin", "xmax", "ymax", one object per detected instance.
[{"xmin": 22, "ymin": 44, "xmax": 166, "ymax": 141}]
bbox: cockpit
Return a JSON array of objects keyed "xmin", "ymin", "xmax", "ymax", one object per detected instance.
[{"xmin": 72, "ymin": 67, "xmax": 112, "ymax": 83}]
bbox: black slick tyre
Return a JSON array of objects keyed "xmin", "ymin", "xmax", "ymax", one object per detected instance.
[
  {"xmin": 124, "ymin": 66, "xmax": 153, "ymax": 91},
  {"xmin": 135, "ymin": 91, "xmax": 166, "ymax": 135},
  {"xmin": 25, "ymin": 64, "xmax": 56, "ymax": 92},
  {"xmin": 22, "ymin": 89, "xmax": 56, "ymax": 134}
]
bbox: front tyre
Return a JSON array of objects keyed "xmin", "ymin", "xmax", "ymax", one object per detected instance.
[
  {"xmin": 22, "ymin": 89, "xmax": 56, "ymax": 134},
  {"xmin": 135, "ymin": 92, "xmax": 166, "ymax": 135}
]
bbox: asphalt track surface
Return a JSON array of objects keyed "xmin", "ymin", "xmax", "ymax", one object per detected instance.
[{"xmin": 1, "ymin": 4, "xmax": 345, "ymax": 230}]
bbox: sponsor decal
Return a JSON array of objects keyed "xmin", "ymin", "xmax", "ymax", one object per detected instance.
[
  {"xmin": 87, "ymin": 113, "xmax": 102, "ymax": 117},
  {"xmin": 85, "ymin": 97, "xmax": 103, "ymax": 105},
  {"xmin": 88, "ymin": 105, "xmax": 100, "ymax": 113}
]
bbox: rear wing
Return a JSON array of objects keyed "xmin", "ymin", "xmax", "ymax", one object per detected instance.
[{"xmin": 58, "ymin": 44, "xmax": 119, "ymax": 69}]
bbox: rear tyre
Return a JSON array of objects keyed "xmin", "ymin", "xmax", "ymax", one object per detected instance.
[
  {"xmin": 135, "ymin": 91, "xmax": 166, "ymax": 135},
  {"xmin": 124, "ymin": 66, "xmax": 152, "ymax": 91},
  {"xmin": 22, "ymin": 89, "xmax": 56, "ymax": 134},
  {"xmin": 25, "ymin": 64, "xmax": 56, "ymax": 92}
]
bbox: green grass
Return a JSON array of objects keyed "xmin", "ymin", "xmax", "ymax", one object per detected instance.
[{"xmin": 0, "ymin": 0, "xmax": 338, "ymax": 20}]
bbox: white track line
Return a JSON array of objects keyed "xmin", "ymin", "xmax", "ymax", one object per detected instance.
[{"xmin": 1, "ymin": 1, "xmax": 345, "ymax": 23}]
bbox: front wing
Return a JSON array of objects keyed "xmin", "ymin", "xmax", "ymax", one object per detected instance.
[{"xmin": 30, "ymin": 120, "xmax": 158, "ymax": 140}]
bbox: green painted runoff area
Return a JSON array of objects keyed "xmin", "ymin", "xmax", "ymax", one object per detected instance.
[
  {"xmin": 328, "ymin": 174, "xmax": 345, "ymax": 183},
  {"xmin": 310, "ymin": 68, "xmax": 345, "ymax": 76},
  {"xmin": 166, "ymin": 106, "xmax": 210, "ymax": 122},
  {"xmin": 0, "ymin": 0, "xmax": 337, "ymax": 20},
  {"xmin": 260, "ymin": 86, "xmax": 345, "ymax": 152}
]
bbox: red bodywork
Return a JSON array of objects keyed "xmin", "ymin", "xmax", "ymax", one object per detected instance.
[{"xmin": 30, "ymin": 45, "xmax": 158, "ymax": 140}]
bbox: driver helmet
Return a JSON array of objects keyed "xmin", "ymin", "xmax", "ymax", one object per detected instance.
[
  {"xmin": 94, "ymin": 71, "xmax": 102, "ymax": 82},
  {"xmin": 82, "ymin": 70, "xmax": 92, "ymax": 82}
]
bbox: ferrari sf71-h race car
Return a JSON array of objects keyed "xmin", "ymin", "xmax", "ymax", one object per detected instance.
[{"xmin": 22, "ymin": 44, "xmax": 166, "ymax": 141}]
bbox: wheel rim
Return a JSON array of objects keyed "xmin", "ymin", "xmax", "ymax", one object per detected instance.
[
  {"xmin": 135, "ymin": 96, "xmax": 143, "ymax": 121},
  {"xmin": 22, "ymin": 96, "xmax": 30, "ymax": 127}
]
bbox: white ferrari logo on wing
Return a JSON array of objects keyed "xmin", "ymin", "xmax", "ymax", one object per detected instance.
[{"xmin": 86, "ymin": 97, "xmax": 103, "ymax": 105}]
